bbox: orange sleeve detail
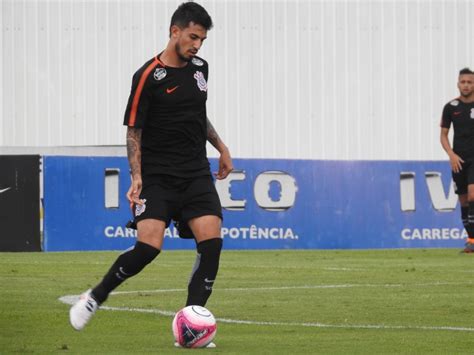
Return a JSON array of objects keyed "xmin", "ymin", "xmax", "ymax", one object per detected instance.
[{"xmin": 129, "ymin": 57, "xmax": 161, "ymax": 126}]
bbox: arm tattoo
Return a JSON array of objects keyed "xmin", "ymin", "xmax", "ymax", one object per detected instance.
[
  {"xmin": 206, "ymin": 117, "xmax": 222, "ymax": 150},
  {"xmin": 126, "ymin": 127, "xmax": 142, "ymax": 177}
]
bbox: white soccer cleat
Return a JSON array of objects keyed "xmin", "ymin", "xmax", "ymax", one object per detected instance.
[
  {"xmin": 174, "ymin": 342, "xmax": 216, "ymax": 348},
  {"xmin": 69, "ymin": 289, "xmax": 98, "ymax": 331}
]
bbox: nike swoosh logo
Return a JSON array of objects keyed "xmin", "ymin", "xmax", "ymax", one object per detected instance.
[
  {"xmin": 119, "ymin": 267, "xmax": 133, "ymax": 276},
  {"xmin": 0, "ymin": 187, "xmax": 11, "ymax": 194},
  {"xmin": 166, "ymin": 86, "xmax": 179, "ymax": 94},
  {"xmin": 204, "ymin": 278, "xmax": 215, "ymax": 283},
  {"xmin": 453, "ymin": 111, "xmax": 462, "ymax": 115}
]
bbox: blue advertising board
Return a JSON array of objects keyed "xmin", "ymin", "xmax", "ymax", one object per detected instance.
[{"xmin": 43, "ymin": 156, "xmax": 464, "ymax": 251}]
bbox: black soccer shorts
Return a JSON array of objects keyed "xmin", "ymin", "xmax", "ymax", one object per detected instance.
[
  {"xmin": 452, "ymin": 160, "xmax": 474, "ymax": 195},
  {"xmin": 133, "ymin": 174, "xmax": 222, "ymax": 238}
]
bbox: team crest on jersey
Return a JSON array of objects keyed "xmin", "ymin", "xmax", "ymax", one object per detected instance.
[
  {"xmin": 191, "ymin": 57, "xmax": 204, "ymax": 66},
  {"xmin": 135, "ymin": 199, "xmax": 147, "ymax": 217},
  {"xmin": 194, "ymin": 71, "xmax": 207, "ymax": 92},
  {"xmin": 153, "ymin": 68, "xmax": 167, "ymax": 81},
  {"xmin": 450, "ymin": 100, "xmax": 459, "ymax": 106}
]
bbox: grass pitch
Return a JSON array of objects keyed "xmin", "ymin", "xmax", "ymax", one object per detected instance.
[{"xmin": 1, "ymin": 249, "xmax": 474, "ymax": 354}]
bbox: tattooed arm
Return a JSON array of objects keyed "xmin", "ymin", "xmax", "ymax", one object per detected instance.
[
  {"xmin": 126, "ymin": 127, "xmax": 143, "ymax": 204},
  {"xmin": 206, "ymin": 117, "xmax": 225, "ymax": 152},
  {"xmin": 206, "ymin": 117, "xmax": 233, "ymax": 179}
]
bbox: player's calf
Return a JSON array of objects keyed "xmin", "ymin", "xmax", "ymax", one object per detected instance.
[
  {"xmin": 186, "ymin": 238, "xmax": 223, "ymax": 306},
  {"xmin": 91, "ymin": 241, "xmax": 160, "ymax": 304},
  {"xmin": 461, "ymin": 201, "xmax": 474, "ymax": 253}
]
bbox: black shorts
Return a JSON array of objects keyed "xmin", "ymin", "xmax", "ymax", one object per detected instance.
[
  {"xmin": 452, "ymin": 160, "xmax": 474, "ymax": 195},
  {"xmin": 133, "ymin": 174, "xmax": 222, "ymax": 238}
]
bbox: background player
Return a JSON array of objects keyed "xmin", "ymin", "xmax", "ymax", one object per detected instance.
[
  {"xmin": 440, "ymin": 67, "xmax": 474, "ymax": 253},
  {"xmin": 69, "ymin": 2, "xmax": 233, "ymax": 344}
]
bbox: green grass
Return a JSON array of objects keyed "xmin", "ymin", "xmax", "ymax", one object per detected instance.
[{"xmin": 1, "ymin": 249, "xmax": 474, "ymax": 354}]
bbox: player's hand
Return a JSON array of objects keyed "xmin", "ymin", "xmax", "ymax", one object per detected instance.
[
  {"xmin": 215, "ymin": 148, "xmax": 233, "ymax": 180},
  {"xmin": 127, "ymin": 176, "xmax": 144, "ymax": 205},
  {"xmin": 449, "ymin": 153, "xmax": 464, "ymax": 173}
]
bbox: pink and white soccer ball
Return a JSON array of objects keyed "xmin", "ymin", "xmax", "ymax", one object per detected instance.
[{"xmin": 172, "ymin": 305, "xmax": 217, "ymax": 348}]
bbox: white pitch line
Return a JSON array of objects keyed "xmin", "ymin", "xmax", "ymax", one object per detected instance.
[
  {"xmin": 107, "ymin": 280, "xmax": 474, "ymax": 295},
  {"xmin": 58, "ymin": 296, "xmax": 474, "ymax": 333},
  {"xmin": 323, "ymin": 267, "xmax": 361, "ymax": 271},
  {"xmin": 58, "ymin": 281, "xmax": 474, "ymax": 333}
]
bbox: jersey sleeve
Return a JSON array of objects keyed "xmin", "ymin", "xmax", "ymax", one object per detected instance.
[
  {"xmin": 123, "ymin": 58, "xmax": 160, "ymax": 128},
  {"xmin": 440, "ymin": 103, "xmax": 452, "ymax": 128}
]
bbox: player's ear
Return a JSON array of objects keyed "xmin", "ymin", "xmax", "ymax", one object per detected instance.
[{"xmin": 170, "ymin": 25, "xmax": 181, "ymax": 39}]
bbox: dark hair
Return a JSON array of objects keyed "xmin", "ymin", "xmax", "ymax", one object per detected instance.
[
  {"xmin": 459, "ymin": 67, "xmax": 474, "ymax": 76},
  {"xmin": 170, "ymin": 2, "xmax": 213, "ymax": 35}
]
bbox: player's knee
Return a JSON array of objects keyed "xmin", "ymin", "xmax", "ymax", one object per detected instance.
[{"xmin": 137, "ymin": 219, "xmax": 166, "ymax": 249}]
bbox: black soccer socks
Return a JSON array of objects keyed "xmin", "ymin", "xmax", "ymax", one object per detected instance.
[
  {"xmin": 468, "ymin": 202, "xmax": 474, "ymax": 239},
  {"xmin": 91, "ymin": 241, "xmax": 160, "ymax": 304},
  {"xmin": 461, "ymin": 206, "xmax": 469, "ymax": 234},
  {"xmin": 186, "ymin": 238, "xmax": 223, "ymax": 307}
]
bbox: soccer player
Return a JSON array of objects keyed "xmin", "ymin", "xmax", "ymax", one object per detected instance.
[
  {"xmin": 440, "ymin": 67, "xmax": 474, "ymax": 253},
  {"xmin": 69, "ymin": 1, "xmax": 233, "ymax": 343}
]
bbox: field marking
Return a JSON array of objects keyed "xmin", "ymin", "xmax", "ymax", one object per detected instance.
[
  {"xmin": 323, "ymin": 267, "xmax": 361, "ymax": 271},
  {"xmin": 59, "ymin": 281, "xmax": 474, "ymax": 333},
  {"xmin": 103, "ymin": 280, "xmax": 474, "ymax": 295}
]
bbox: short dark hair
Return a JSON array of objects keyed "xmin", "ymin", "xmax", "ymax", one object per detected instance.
[
  {"xmin": 170, "ymin": 2, "xmax": 213, "ymax": 35},
  {"xmin": 459, "ymin": 67, "xmax": 474, "ymax": 76}
]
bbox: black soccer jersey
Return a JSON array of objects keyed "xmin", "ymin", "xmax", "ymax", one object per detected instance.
[
  {"xmin": 440, "ymin": 98, "xmax": 474, "ymax": 160},
  {"xmin": 123, "ymin": 54, "xmax": 211, "ymax": 177}
]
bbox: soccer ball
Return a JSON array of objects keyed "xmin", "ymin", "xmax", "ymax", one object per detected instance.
[{"xmin": 172, "ymin": 305, "xmax": 217, "ymax": 348}]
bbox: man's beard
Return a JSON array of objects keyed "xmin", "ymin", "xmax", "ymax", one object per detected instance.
[{"xmin": 175, "ymin": 43, "xmax": 192, "ymax": 62}]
